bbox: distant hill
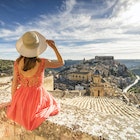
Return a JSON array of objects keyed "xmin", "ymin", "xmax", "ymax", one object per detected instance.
[
  {"xmin": 0, "ymin": 58, "xmax": 140, "ymax": 77},
  {"xmin": 116, "ymin": 59, "xmax": 140, "ymax": 76},
  {"xmin": 0, "ymin": 59, "xmax": 14, "ymax": 77},
  {"xmin": 131, "ymin": 68, "xmax": 140, "ymax": 76},
  {"xmin": 62, "ymin": 59, "xmax": 140, "ymax": 70},
  {"xmin": 61, "ymin": 59, "xmax": 140, "ymax": 76},
  {"xmin": 118, "ymin": 59, "xmax": 140, "ymax": 69},
  {"xmin": 54, "ymin": 59, "xmax": 82, "ymax": 72}
]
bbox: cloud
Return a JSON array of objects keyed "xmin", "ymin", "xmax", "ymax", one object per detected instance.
[
  {"xmin": 60, "ymin": 0, "xmax": 76, "ymax": 15},
  {"xmin": 0, "ymin": 0, "xmax": 140, "ymax": 60},
  {"xmin": 0, "ymin": 43, "xmax": 18, "ymax": 60}
]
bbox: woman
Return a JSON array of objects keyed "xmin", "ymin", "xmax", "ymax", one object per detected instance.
[{"xmin": 7, "ymin": 31, "xmax": 64, "ymax": 130}]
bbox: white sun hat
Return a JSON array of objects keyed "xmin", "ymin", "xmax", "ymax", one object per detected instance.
[{"xmin": 16, "ymin": 31, "xmax": 47, "ymax": 57}]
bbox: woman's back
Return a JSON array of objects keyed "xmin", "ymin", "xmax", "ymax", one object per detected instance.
[
  {"xmin": 18, "ymin": 57, "xmax": 41, "ymax": 78},
  {"xmin": 15, "ymin": 58, "xmax": 45, "ymax": 87}
]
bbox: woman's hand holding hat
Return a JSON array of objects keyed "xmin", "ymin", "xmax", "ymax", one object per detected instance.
[
  {"xmin": 46, "ymin": 40, "xmax": 56, "ymax": 49},
  {"xmin": 45, "ymin": 39, "xmax": 64, "ymax": 66}
]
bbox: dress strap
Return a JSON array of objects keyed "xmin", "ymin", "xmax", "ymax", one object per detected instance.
[
  {"xmin": 40, "ymin": 58, "xmax": 45, "ymax": 71},
  {"xmin": 42, "ymin": 58, "xmax": 46, "ymax": 68}
]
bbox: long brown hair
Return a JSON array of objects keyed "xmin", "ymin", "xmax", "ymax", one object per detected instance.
[{"xmin": 16, "ymin": 55, "xmax": 41, "ymax": 71}]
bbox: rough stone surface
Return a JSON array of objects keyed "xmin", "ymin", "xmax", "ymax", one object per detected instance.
[
  {"xmin": 0, "ymin": 106, "xmax": 102, "ymax": 140},
  {"xmin": 0, "ymin": 79, "xmax": 140, "ymax": 140}
]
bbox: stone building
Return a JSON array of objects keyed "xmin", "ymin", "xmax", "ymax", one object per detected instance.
[
  {"xmin": 95, "ymin": 56, "xmax": 114, "ymax": 66},
  {"xmin": 90, "ymin": 70, "xmax": 105, "ymax": 97},
  {"xmin": 67, "ymin": 72, "xmax": 91, "ymax": 82},
  {"xmin": 90, "ymin": 70, "xmax": 115, "ymax": 97},
  {"xmin": 95, "ymin": 56, "xmax": 114, "ymax": 61}
]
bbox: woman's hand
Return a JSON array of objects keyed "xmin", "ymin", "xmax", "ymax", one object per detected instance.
[{"xmin": 46, "ymin": 40, "xmax": 56, "ymax": 49}]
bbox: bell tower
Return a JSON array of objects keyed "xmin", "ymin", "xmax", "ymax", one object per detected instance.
[{"xmin": 90, "ymin": 70, "xmax": 104, "ymax": 97}]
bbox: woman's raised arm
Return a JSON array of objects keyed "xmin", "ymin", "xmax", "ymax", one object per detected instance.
[{"xmin": 44, "ymin": 40, "xmax": 64, "ymax": 68}]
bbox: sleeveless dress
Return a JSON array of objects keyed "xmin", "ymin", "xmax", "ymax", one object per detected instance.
[{"xmin": 7, "ymin": 58, "xmax": 60, "ymax": 130}]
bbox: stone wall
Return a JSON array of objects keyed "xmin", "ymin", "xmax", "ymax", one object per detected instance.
[
  {"xmin": 44, "ymin": 75, "xmax": 54, "ymax": 91},
  {"xmin": 0, "ymin": 105, "xmax": 105, "ymax": 140},
  {"xmin": 50, "ymin": 90, "xmax": 86, "ymax": 98},
  {"xmin": 95, "ymin": 56, "xmax": 114, "ymax": 61}
]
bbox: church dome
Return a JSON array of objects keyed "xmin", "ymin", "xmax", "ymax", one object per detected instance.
[{"xmin": 94, "ymin": 69, "xmax": 100, "ymax": 75}]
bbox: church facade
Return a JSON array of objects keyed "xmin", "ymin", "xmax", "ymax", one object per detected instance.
[{"xmin": 90, "ymin": 70, "xmax": 115, "ymax": 97}]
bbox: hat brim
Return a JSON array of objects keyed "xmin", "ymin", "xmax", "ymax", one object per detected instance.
[{"xmin": 16, "ymin": 31, "xmax": 47, "ymax": 57}]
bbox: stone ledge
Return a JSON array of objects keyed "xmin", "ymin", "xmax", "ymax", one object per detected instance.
[{"xmin": 0, "ymin": 105, "xmax": 105, "ymax": 140}]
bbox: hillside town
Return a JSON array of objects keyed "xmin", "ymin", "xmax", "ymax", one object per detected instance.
[
  {"xmin": 55, "ymin": 56, "xmax": 135, "ymax": 90},
  {"xmin": 0, "ymin": 56, "xmax": 140, "ymax": 140},
  {"xmin": 54, "ymin": 56, "xmax": 139, "ymax": 106}
]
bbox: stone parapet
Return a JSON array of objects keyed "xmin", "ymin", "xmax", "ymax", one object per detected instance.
[{"xmin": 0, "ymin": 104, "xmax": 105, "ymax": 140}]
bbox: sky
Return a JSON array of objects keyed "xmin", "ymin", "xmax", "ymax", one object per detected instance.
[{"xmin": 0, "ymin": 0, "xmax": 140, "ymax": 60}]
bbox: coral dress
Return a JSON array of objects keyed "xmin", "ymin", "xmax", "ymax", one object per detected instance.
[{"xmin": 7, "ymin": 58, "xmax": 60, "ymax": 130}]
